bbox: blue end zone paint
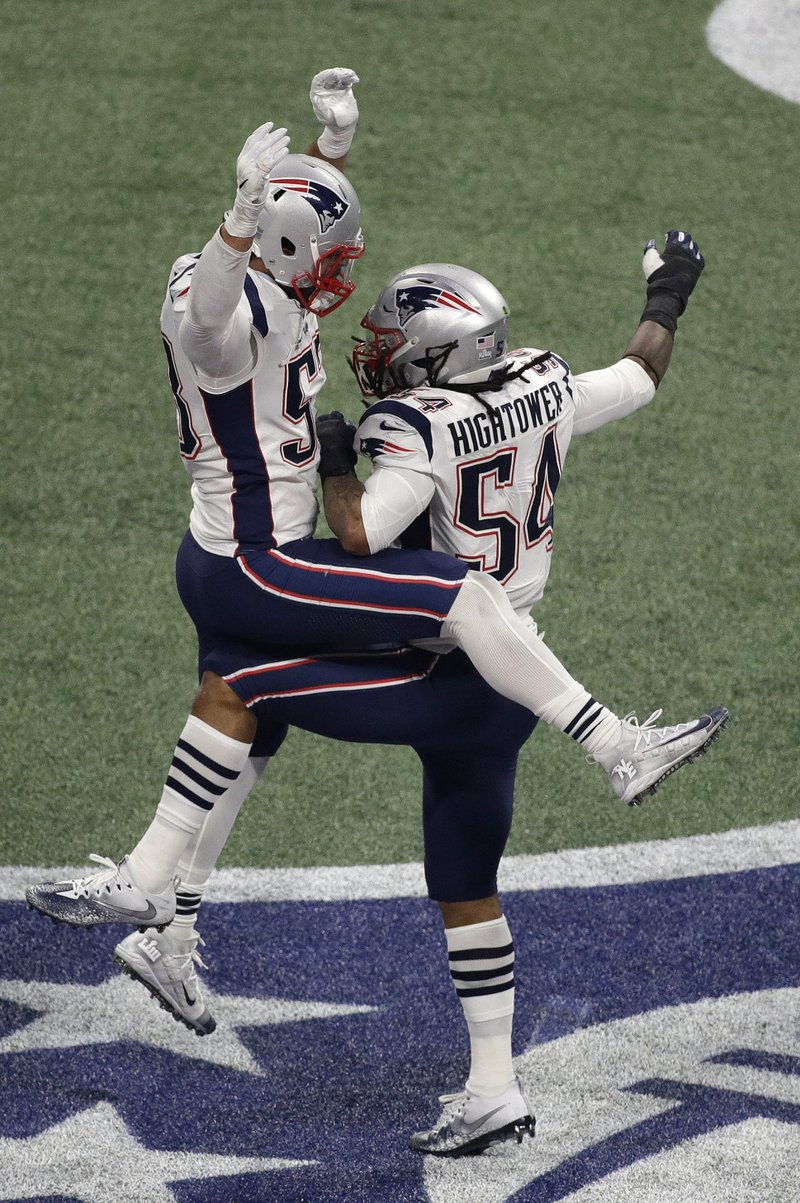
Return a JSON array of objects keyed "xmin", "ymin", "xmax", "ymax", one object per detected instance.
[{"xmin": 1, "ymin": 862, "xmax": 798, "ymax": 1202}]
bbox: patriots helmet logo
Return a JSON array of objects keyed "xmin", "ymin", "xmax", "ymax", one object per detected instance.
[
  {"xmin": 270, "ymin": 177, "xmax": 350, "ymax": 233},
  {"xmin": 395, "ymin": 285, "xmax": 481, "ymax": 328}
]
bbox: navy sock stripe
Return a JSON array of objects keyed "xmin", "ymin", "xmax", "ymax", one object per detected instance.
[
  {"xmin": 176, "ymin": 890, "xmax": 202, "ymax": 913},
  {"xmin": 563, "ymin": 698, "xmax": 595, "ymax": 735},
  {"xmin": 175, "ymin": 738, "xmax": 239, "ymax": 780},
  {"xmin": 455, "ymin": 979, "xmax": 515, "ymax": 999},
  {"xmin": 166, "ymin": 775, "xmax": 215, "ymax": 811},
  {"xmin": 448, "ymin": 941, "xmax": 514, "ymax": 963},
  {"xmin": 171, "ymin": 755, "xmax": 229, "ymax": 796},
  {"xmin": 450, "ymin": 964, "xmax": 514, "ymax": 983},
  {"xmin": 572, "ymin": 707, "xmax": 604, "ymax": 742},
  {"xmin": 577, "ymin": 716, "xmax": 604, "ymax": 743}
]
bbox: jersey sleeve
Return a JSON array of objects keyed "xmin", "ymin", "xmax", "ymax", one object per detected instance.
[
  {"xmin": 355, "ymin": 401, "xmax": 436, "ymax": 553},
  {"xmin": 177, "ymin": 228, "xmax": 263, "ymax": 391},
  {"xmin": 570, "ymin": 357, "xmax": 656, "ymax": 437}
]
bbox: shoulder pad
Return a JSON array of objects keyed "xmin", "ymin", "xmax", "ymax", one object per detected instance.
[{"xmin": 167, "ymin": 253, "xmax": 201, "ymax": 308}]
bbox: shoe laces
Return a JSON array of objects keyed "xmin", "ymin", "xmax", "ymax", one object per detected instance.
[
  {"xmin": 428, "ymin": 1090, "xmax": 468, "ymax": 1135},
  {"xmin": 166, "ymin": 931, "xmax": 209, "ymax": 976},
  {"xmin": 77, "ymin": 854, "xmax": 130, "ymax": 898},
  {"xmin": 621, "ymin": 709, "xmax": 693, "ymax": 751}
]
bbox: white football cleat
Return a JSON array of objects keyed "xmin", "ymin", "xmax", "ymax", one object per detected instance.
[
  {"xmin": 115, "ymin": 925, "xmax": 215, "ymax": 1036},
  {"xmin": 410, "ymin": 1077, "xmax": 535, "ymax": 1156},
  {"xmin": 594, "ymin": 705, "xmax": 729, "ymax": 806},
  {"xmin": 25, "ymin": 854, "xmax": 177, "ymax": 931}
]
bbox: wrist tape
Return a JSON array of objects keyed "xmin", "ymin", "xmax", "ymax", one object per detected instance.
[{"xmin": 317, "ymin": 124, "xmax": 355, "ymax": 158}]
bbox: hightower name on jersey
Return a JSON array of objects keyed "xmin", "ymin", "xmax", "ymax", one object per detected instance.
[{"xmin": 447, "ymin": 380, "xmax": 565, "ymax": 458}]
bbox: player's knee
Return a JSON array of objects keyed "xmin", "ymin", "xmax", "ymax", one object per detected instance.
[
  {"xmin": 191, "ymin": 672, "xmax": 256, "ymax": 742},
  {"xmin": 438, "ymin": 896, "xmax": 503, "ymax": 929},
  {"xmin": 449, "ymin": 570, "xmax": 507, "ymax": 629}
]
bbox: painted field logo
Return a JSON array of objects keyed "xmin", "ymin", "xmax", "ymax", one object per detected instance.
[{"xmin": 0, "ymin": 845, "xmax": 798, "ymax": 1201}]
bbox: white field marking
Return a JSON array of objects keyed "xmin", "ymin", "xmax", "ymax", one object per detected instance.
[
  {"xmin": 707, "ymin": 0, "xmax": 800, "ymax": 104},
  {"xmin": 4, "ymin": 819, "xmax": 799, "ymax": 902}
]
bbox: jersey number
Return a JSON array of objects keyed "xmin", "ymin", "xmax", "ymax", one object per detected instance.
[
  {"xmin": 454, "ymin": 428, "xmax": 562, "ymax": 583},
  {"xmin": 162, "ymin": 335, "xmax": 201, "ymax": 459},
  {"xmin": 282, "ymin": 336, "xmax": 322, "ymax": 467},
  {"xmin": 525, "ymin": 426, "xmax": 562, "ymax": 548},
  {"xmin": 455, "ymin": 449, "xmax": 520, "ymax": 582}
]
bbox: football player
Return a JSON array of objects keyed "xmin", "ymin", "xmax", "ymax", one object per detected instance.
[{"xmin": 307, "ymin": 234, "xmax": 731, "ymax": 1152}]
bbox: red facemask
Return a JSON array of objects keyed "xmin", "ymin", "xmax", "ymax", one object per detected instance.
[{"xmin": 292, "ymin": 242, "xmax": 365, "ymax": 317}]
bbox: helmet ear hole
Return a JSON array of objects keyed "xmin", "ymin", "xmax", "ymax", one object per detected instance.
[{"xmin": 281, "ymin": 237, "xmax": 296, "ymax": 256}]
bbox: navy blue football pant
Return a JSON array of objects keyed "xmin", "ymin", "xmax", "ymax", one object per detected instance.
[
  {"xmin": 203, "ymin": 642, "xmax": 538, "ymax": 903},
  {"xmin": 176, "ymin": 530, "xmax": 469, "ymax": 657},
  {"xmin": 178, "ymin": 530, "xmax": 537, "ymax": 901}
]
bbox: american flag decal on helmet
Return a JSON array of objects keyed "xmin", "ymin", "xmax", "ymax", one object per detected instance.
[
  {"xmin": 270, "ymin": 177, "xmax": 350, "ymax": 233},
  {"xmin": 395, "ymin": 285, "xmax": 481, "ymax": 327}
]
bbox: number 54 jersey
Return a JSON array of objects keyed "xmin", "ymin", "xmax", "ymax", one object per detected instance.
[{"xmin": 355, "ymin": 350, "xmax": 579, "ymax": 618}]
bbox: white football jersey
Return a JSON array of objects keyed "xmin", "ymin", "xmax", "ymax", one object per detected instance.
[
  {"xmin": 356, "ymin": 349, "xmax": 577, "ymax": 616},
  {"xmin": 160, "ymin": 252, "xmax": 326, "ymax": 556}
]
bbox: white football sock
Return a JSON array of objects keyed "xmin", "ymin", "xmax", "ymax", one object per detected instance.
[
  {"xmin": 441, "ymin": 572, "xmax": 623, "ymax": 750},
  {"xmin": 128, "ymin": 716, "xmax": 252, "ymax": 894},
  {"xmin": 171, "ymin": 756, "xmax": 269, "ymax": 934},
  {"xmin": 446, "ymin": 915, "xmax": 516, "ymax": 1098}
]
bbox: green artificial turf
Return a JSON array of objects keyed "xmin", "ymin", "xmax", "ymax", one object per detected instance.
[{"xmin": 1, "ymin": 0, "xmax": 797, "ymax": 866}]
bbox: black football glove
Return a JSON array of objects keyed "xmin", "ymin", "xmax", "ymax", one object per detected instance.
[
  {"xmin": 640, "ymin": 230, "xmax": 705, "ymax": 334},
  {"xmin": 316, "ymin": 410, "xmax": 357, "ymax": 479}
]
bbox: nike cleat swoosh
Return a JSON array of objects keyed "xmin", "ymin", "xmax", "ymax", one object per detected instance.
[
  {"xmin": 460, "ymin": 1105, "xmax": 506, "ymax": 1134},
  {"xmin": 97, "ymin": 900, "xmax": 159, "ymax": 924}
]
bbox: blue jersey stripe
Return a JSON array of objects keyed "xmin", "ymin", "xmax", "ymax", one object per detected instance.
[
  {"xmin": 200, "ymin": 382, "xmax": 275, "ymax": 550},
  {"xmin": 244, "ymin": 275, "xmax": 269, "ymax": 336},
  {"xmin": 365, "ymin": 400, "xmax": 434, "ymax": 461},
  {"xmin": 169, "ymin": 255, "xmax": 201, "ymax": 288}
]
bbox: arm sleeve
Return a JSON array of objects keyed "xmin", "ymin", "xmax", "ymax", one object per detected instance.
[
  {"xmin": 178, "ymin": 227, "xmax": 259, "ymax": 384},
  {"xmin": 571, "ymin": 357, "xmax": 656, "ymax": 437},
  {"xmin": 360, "ymin": 465, "xmax": 436, "ymax": 553},
  {"xmin": 355, "ymin": 407, "xmax": 436, "ymax": 552}
]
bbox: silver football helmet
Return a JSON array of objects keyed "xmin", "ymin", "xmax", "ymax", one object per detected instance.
[
  {"xmin": 351, "ymin": 263, "xmax": 510, "ymax": 397},
  {"xmin": 255, "ymin": 154, "xmax": 364, "ymax": 316}
]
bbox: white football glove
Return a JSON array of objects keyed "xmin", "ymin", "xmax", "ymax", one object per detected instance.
[
  {"xmin": 224, "ymin": 121, "xmax": 291, "ymax": 239},
  {"xmin": 310, "ymin": 67, "xmax": 360, "ymax": 158}
]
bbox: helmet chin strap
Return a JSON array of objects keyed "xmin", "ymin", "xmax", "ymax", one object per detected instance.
[{"xmin": 407, "ymin": 340, "xmax": 458, "ymax": 388}]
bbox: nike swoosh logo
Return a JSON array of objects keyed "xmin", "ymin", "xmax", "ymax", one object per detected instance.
[
  {"xmin": 460, "ymin": 1104, "xmax": 506, "ymax": 1134},
  {"xmin": 379, "ymin": 420, "xmax": 406, "ymax": 433},
  {"xmin": 181, "ymin": 983, "xmax": 197, "ymax": 1007},
  {"xmin": 98, "ymin": 900, "xmax": 159, "ymax": 924}
]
